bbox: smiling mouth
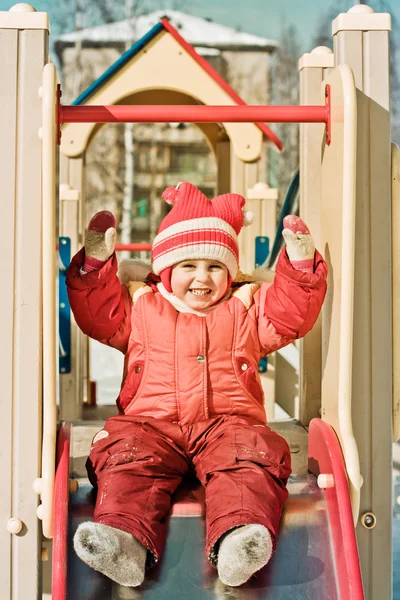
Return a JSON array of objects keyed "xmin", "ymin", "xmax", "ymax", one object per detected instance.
[{"xmin": 189, "ymin": 289, "xmax": 211, "ymax": 296}]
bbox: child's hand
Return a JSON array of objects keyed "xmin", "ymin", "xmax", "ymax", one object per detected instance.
[
  {"xmin": 85, "ymin": 211, "xmax": 117, "ymax": 262},
  {"xmin": 282, "ymin": 215, "xmax": 315, "ymax": 272}
]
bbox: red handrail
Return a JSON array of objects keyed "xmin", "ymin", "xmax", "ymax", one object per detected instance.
[{"xmin": 60, "ymin": 104, "xmax": 329, "ymax": 125}]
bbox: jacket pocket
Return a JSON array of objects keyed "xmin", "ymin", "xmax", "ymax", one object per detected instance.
[
  {"xmin": 234, "ymin": 357, "xmax": 264, "ymax": 404},
  {"xmin": 117, "ymin": 360, "xmax": 145, "ymax": 412}
]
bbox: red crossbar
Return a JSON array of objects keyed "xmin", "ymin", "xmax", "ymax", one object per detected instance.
[{"xmin": 60, "ymin": 104, "xmax": 329, "ymax": 125}]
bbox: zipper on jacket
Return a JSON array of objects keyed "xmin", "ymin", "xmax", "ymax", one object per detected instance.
[{"xmin": 200, "ymin": 318, "xmax": 209, "ymax": 420}]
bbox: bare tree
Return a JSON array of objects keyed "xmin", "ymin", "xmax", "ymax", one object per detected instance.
[
  {"xmin": 312, "ymin": 0, "xmax": 348, "ymax": 48},
  {"xmin": 120, "ymin": 0, "xmax": 138, "ymax": 256},
  {"xmin": 54, "ymin": 0, "xmax": 159, "ymax": 239},
  {"xmin": 268, "ymin": 21, "xmax": 301, "ymax": 210},
  {"xmin": 312, "ymin": 0, "xmax": 400, "ymax": 142},
  {"xmin": 374, "ymin": 0, "xmax": 400, "ymax": 141}
]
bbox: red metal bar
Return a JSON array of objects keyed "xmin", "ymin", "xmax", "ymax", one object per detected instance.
[
  {"xmin": 60, "ymin": 104, "xmax": 329, "ymax": 125},
  {"xmin": 115, "ymin": 243, "xmax": 152, "ymax": 251},
  {"xmin": 56, "ymin": 85, "xmax": 61, "ymax": 146},
  {"xmin": 52, "ymin": 422, "xmax": 71, "ymax": 600},
  {"xmin": 325, "ymin": 85, "xmax": 331, "ymax": 146}
]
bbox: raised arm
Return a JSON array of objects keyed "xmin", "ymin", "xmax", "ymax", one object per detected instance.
[
  {"xmin": 66, "ymin": 211, "xmax": 132, "ymax": 353},
  {"xmin": 256, "ymin": 216, "xmax": 327, "ymax": 353}
]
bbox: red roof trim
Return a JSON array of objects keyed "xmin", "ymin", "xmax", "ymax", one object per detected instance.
[{"xmin": 160, "ymin": 18, "xmax": 283, "ymax": 152}]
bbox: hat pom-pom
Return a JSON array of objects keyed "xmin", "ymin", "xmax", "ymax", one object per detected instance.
[
  {"xmin": 242, "ymin": 210, "xmax": 254, "ymax": 227},
  {"xmin": 162, "ymin": 186, "xmax": 180, "ymax": 206}
]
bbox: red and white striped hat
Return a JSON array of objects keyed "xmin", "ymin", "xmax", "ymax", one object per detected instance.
[{"xmin": 152, "ymin": 182, "xmax": 253, "ymax": 292}]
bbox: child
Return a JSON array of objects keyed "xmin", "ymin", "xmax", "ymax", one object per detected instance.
[{"xmin": 66, "ymin": 182, "xmax": 327, "ymax": 588}]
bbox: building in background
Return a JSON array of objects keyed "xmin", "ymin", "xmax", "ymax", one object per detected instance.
[{"xmin": 53, "ymin": 10, "xmax": 279, "ymax": 241}]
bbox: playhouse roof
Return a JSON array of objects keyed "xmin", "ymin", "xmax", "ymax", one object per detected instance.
[
  {"xmin": 55, "ymin": 9, "xmax": 278, "ymax": 51},
  {"xmin": 65, "ymin": 18, "xmax": 282, "ymax": 151}
]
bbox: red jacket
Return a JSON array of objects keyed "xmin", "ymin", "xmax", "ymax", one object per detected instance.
[{"xmin": 66, "ymin": 248, "xmax": 327, "ymax": 425}]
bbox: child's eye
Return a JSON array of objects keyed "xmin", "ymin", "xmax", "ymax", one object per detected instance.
[
  {"xmin": 209, "ymin": 264, "xmax": 222, "ymax": 270},
  {"xmin": 181, "ymin": 263, "xmax": 195, "ymax": 269}
]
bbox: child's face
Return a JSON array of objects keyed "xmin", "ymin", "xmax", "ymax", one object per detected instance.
[{"xmin": 170, "ymin": 259, "xmax": 229, "ymax": 311}]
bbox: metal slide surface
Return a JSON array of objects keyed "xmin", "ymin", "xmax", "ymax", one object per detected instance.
[{"xmin": 66, "ymin": 474, "xmax": 339, "ymax": 599}]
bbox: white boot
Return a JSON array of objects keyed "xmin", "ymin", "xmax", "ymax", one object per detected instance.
[
  {"xmin": 217, "ymin": 524, "xmax": 273, "ymax": 587},
  {"xmin": 73, "ymin": 522, "xmax": 147, "ymax": 587}
]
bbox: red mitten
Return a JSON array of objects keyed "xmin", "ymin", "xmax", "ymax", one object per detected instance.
[
  {"xmin": 282, "ymin": 215, "xmax": 315, "ymax": 273},
  {"xmin": 83, "ymin": 211, "xmax": 116, "ymax": 273},
  {"xmin": 87, "ymin": 210, "xmax": 116, "ymax": 233}
]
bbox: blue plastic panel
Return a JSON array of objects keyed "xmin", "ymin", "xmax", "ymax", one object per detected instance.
[
  {"xmin": 255, "ymin": 236, "xmax": 270, "ymax": 372},
  {"xmin": 59, "ymin": 237, "xmax": 71, "ymax": 374},
  {"xmin": 255, "ymin": 236, "xmax": 270, "ymax": 268},
  {"xmin": 258, "ymin": 357, "xmax": 268, "ymax": 374}
]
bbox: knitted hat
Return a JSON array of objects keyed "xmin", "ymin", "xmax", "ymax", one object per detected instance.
[{"xmin": 151, "ymin": 182, "xmax": 253, "ymax": 292}]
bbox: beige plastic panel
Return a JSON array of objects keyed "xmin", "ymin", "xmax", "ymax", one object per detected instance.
[
  {"xmin": 38, "ymin": 61, "xmax": 57, "ymax": 541},
  {"xmin": 0, "ymin": 24, "xmax": 48, "ymax": 600},
  {"xmin": 392, "ymin": 142, "xmax": 400, "ymax": 442},
  {"xmin": 320, "ymin": 65, "xmax": 361, "ymax": 522},
  {"xmin": 59, "ymin": 182, "xmax": 83, "ymax": 421},
  {"xmin": 231, "ymin": 159, "xmax": 259, "ymax": 274},
  {"xmin": 239, "ymin": 161, "xmax": 259, "ymax": 274},
  {"xmin": 261, "ymin": 353, "xmax": 276, "ymax": 419},
  {"xmin": 0, "ymin": 26, "xmax": 17, "ymax": 600},
  {"xmin": 60, "ymin": 30, "xmax": 263, "ymax": 162},
  {"xmin": 59, "ymin": 154, "xmax": 86, "ymax": 421},
  {"xmin": 275, "ymin": 354, "xmax": 299, "ymax": 418},
  {"xmin": 334, "ymin": 22, "xmax": 392, "ymax": 600},
  {"xmin": 298, "ymin": 50, "xmax": 333, "ymax": 426},
  {"xmin": 298, "ymin": 48, "xmax": 335, "ymax": 71},
  {"xmin": 244, "ymin": 182, "xmax": 278, "ymax": 417},
  {"xmin": 246, "ymin": 182, "xmax": 278, "ymax": 263},
  {"xmin": 332, "ymin": 7, "xmax": 391, "ymax": 34},
  {"xmin": 0, "ymin": 6, "xmax": 49, "ymax": 30}
]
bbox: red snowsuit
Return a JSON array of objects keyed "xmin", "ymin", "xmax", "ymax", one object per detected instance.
[{"xmin": 66, "ymin": 247, "xmax": 327, "ymax": 565}]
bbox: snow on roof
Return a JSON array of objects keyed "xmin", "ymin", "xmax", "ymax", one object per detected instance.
[{"xmin": 55, "ymin": 9, "xmax": 278, "ymax": 50}]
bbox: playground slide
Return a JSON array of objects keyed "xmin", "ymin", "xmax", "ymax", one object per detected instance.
[{"xmin": 53, "ymin": 419, "xmax": 364, "ymax": 600}]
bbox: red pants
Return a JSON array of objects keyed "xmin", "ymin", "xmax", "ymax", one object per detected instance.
[{"xmin": 86, "ymin": 415, "xmax": 291, "ymax": 566}]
